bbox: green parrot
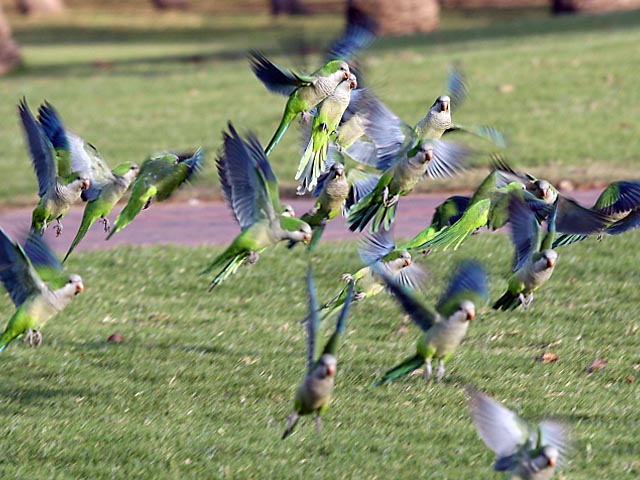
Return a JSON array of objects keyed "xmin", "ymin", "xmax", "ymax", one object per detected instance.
[
  {"xmin": 466, "ymin": 386, "xmax": 571, "ymax": 479},
  {"xmin": 203, "ymin": 124, "xmax": 312, "ymax": 291},
  {"xmin": 282, "ymin": 266, "xmax": 354, "ymax": 439},
  {"xmin": 398, "ymin": 195, "xmax": 471, "ymax": 251},
  {"xmin": 374, "ymin": 260, "xmax": 488, "ymax": 385},
  {"xmin": 106, "ymin": 149, "xmax": 203, "ymax": 239},
  {"xmin": 320, "ymin": 228, "xmax": 428, "ymax": 321},
  {"xmin": 33, "ymin": 102, "xmax": 141, "ymax": 261},
  {"xmin": 249, "ymin": 52, "xmax": 350, "ymax": 156},
  {"xmin": 296, "ymin": 72, "xmax": 358, "ymax": 194},
  {"xmin": 553, "ymin": 180, "xmax": 640, "ymax": 247},
  {"xmin": 0, "ymin": 227, "xmax": 84, "ymax": 352},
  {"xmin": 19, "ymin": 99, "xmax": 90, "ymax": 236},
  {"xmin": 494, "ymin": 194, "xmax": 558, "ymax": 310},
  {"xmin": 347, "ymin": 139, "xmax": 471, "ymax": 233}
]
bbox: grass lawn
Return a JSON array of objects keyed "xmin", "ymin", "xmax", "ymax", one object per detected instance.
[
  {"xmin": 0, "ymin": 7, "xmax": 639, "ymax": 205},
  {"xmin": 0, "ymin": 231, "xmax": 638, "ymax": 478}
]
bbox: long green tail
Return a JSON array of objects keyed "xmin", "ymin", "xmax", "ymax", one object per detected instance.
[
  {"xmin": 203, "ymin": 251, "xmax": 246, "ymax": 291},
  {"xmin": 106, "ymin": 194, "xmax": 149, "ymax": 240},
  {"xmin": 63, "ymin": 207, "xmax": 99, "ymax": 263},
  {"xmin": 265, "ymin": 109, "xmax": 298, "ymax": 156},
  {"xmin": 492, "ymin": 290, "xmax": 520, "ymax": 311},
  {"xmin": 307, "ymin": 225, "xmax": 326, "ymax": 252},
  {"xmin": 374, "ymin": 354, "xmax": 425, "ymax": 386},
  {"xmin": 398, "ymin": 226, "xmax": 437, "ymax": 251}
]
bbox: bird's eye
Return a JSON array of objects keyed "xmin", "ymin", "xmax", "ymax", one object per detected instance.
[{"xmin": 68, "ymin": 279, "xmax": 73, "ymax": 284}]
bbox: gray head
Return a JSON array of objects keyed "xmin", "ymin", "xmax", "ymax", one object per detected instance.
[
  {"xmin": 65, "ymin": 274, "xmax": 84, "ymax": 296},
  {"xmin": 285, "ymin": 221, "xmax": 312, "ymax": 244},
  {"xmin": 399, "ymin": 250, "xmax": 412, "ymax": 267},
  {"xmin": 417, "ymin": 141, "xmax": 435, "ymax": 164},
  {"xmin": 281, "ymin": 204, "xmax": 295, "ymax": 217},
  {"xmin": 432, "ymin": 95, "xmax": 451, "ymax": 113},
  {"xmin": 458, "ymin": 299, "xmax": 476, "ymax": 322},
  {"xmin": 538, "ymin": 445, "xmax": 559, "ymax": 469},
  {"xmin": 541, "ymin": 250, "xmax": 558, "ymax": 269},
  {"xmin": 532, "ymin": 179, "xmax": 557, "ymax": 203},
  {"xmin": 315, "ymin": 354, "xmax": 337, "ymax": 379},
  {"xmin": 330, "ymin": 162, "xmax": 345, "ymax": 179},
  {"xmin": 71, "ymin": 174, "xmax": 91, "ymax": 191},
  {"xmin": 347, "ymin": 73, "xmax": 358, "ymax": 90}
]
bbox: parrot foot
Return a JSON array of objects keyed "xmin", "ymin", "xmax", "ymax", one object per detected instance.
[
  {"xmin": 519, "ymin": 292, "xmax": 534, "ymax": 309},
  {"xmin": 315, "ymin": 416, "xmax": 322, "ymax": 435},
  {"xmin": 381, "ymin": 187, "xmax": 390, "ymax": 205},
  {"xmin": 320, "ymin": 122, "xmax": 329, "ymax": 133},
  {"xmin": 436, "ymin": 360, "xmax": 445, "ymax": 382},
  {"xmin": 247, "ymin": 252, "xmax": 260, "ymax": 265},
  {"xmin": 425, "ymin": 359, "xmax": 432, "ymax": 381},
  {"xmin": 354, "ymin": 292, "xmax": 366, "ymax": 301},
  {"xmin": 300, "ymin": 111, "xmax": 312, "ymax": 125},
  {"xmin": 102, "ymin": 218, "xmax": 110, "ymax": 232},
  {"xmin": 33, "ymin": 330, "xmax": 43, "ymax": 348},
  {"xmin": 422, "ymin": 249, "xmax": 432, "ymax": 257},
  {"xmin": 341, "ymin": 273, "xmax": 354, "ymax": 282},
  {"xmin": 385, "ymin": 194, "xmax": 400, "ymax": 207},
  {"xmin": 24, "ymin": 329, "xmax": 33, "ymax": 345},
  {"xmin": 597, "ymin": 231, "xmax": 604, "ymax": 241},
  {"xmin": 282, "ymin": 412, "xmax": 299, "ymax": 440},
  {"xmin": 55, "ymin": 220, "xmax": 63, "ymax": 237}
]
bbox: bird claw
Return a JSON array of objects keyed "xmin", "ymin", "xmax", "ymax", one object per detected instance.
[
  {"xmin": 315, "ymin": 416, "xmax": 322, "ymax": 435},
  {"xmin": 300, "ymin": 111, "xmax": 313, "ymax": 125},
  {"xmin": 354, "ymin": 292, "xmax": 366, "ymax": 301},
  {"xmin": 55, "ymin": 220, "xmax": 63, "ymax": 237},
  {"xmin": 422, "ymin": 249, "xmax": 432, "ymax": 257},
  {"xmin": 381, "ymin": 187, "xmax": 389, "ymax": 205},
  {"xmin": 102, "ymin": 218, "xmax": 110, "ymax": 232},
  {"xmin": 597, "ymin": 231, "xmax": 604, "ymax": 241},
  {"xmin": 341, "ymin": 273, "xmax": 353, "ymax": 282},
  {"xmin": 436, "ymin": 361, "xmax": 445, "ymax": 382},
  {"xmin": 33, "ymin": 330, "xmax": 42, "ymax": 348},
  {"xmin": 385, "ymin": 195, "xmax": 400, "ymax": 207},
  {"xmin": 247, "ymin": 252, "xmax": 260, "ymax": 265},
  {"xmin": 425, "ymin": 360, "xmax": 432, "ymax": 381},
  {"xmin": 519, "ymin": 293, "xmax": 534, "ymax": 309}
]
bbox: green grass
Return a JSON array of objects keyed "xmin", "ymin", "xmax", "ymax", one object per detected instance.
[
  {"xmin": 1, "ymin": 7, "xmax": 639, "ymax": 204},
  {"xmin": 0, "ymin": 232, "xmax": 639, "ymax": 478}
]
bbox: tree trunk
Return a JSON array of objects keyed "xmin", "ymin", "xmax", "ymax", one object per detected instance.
[
  {"xmin": 150, "ymin": 0, "xmax": 190, "ymax": 10},
  {"xmin": 348, "ymin": 0, "xmax": 439, "ymax": 36},
  {"xmin": 16, "ymin": 0, "xmax": 65, "ymax": 15},
  {"xmin": 270, "ymin": 0, "xmax": 308, "ymax": 15},
  {"xmin": 0, "ymin": 4, "xmax": 22, "ymax": 75},
  {"xmin": 553, "ymin": 0, "xmax": 640, "ymax": 13}
]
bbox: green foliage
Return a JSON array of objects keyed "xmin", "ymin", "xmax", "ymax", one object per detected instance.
[
  {"xmin": 1, "ymin": 8, "xmax": 639, "ymax": 204},
  {"xmin": 0, "ymin": 232, "xmax": 639, "ymax": 477}
]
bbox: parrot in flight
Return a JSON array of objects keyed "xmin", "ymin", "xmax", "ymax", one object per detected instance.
[
  {"xmin": 374, "ymin": 260, "xmax": 488, "ymax": 385},
  {"xmin": 493, "ymin": 194, "xmax": 558, "ymax": 311},
  {"xmin": 0, "ymin": 227, "xmax": 84, "ymax": 352},
  {"xmin": 466, "ymin": 386, "xmax": 571, "ymax": 479},
  {"xmin": 282, "ymin": 266, "xmax": 354, "ymax": 439},
  {"xmin": 19, "ymin": 99, "xmax": 90, "ymax": 236},
  {"xmin": 106, "ymin": 149, "xmax": 203, "ymax": 239},
  {"xmin": 203, "ymin": 124, "xmax": 312, "ymax": 290},
  {"xmin": 249, "ymin": 52, "xmax": 350, "ymax": 156},
  {"xmin": 33, "ymin": 101, "xmax": 140, "ymax": 261}
]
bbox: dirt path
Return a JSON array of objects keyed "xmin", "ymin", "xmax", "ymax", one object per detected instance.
[{"xmin": 0, "ymin": 189, "xmax": 600, "ymax": 254}]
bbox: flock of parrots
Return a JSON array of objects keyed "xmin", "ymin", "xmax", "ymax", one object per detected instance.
[{"xmin": 2, "ymin": 24, "xmax": 640, "ymax": 478}]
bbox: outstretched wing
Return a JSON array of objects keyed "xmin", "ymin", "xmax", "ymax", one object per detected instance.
[
  {"xmin": 507, "ymin": 193, "xmax": 539, "ymax": 272},
  {"xmin": 437, "ymin": 260, "xmax": 489, "ymax": 318},
  {"xmin": 305, "ymin": 266, "xmax": 320, "ymax": 375},
  {"xmin": 593, "ymin": 180, "xmax": 640, "ymax": 216},
  {"xmin": 320, "ymin": 281, "xmax": 354, "ymax": 358},
  {"xmin": 426, "ymin": 139, "xmax": 471, "ymax": 180},
  {"xmin": 248, "ymin": 51, "xmax": 315, "ymax": 97},
  {"xmin": 36, "ymin": 101, "xmax": 73, "ymax": 178},
  {"xmin": 447, "ymin": 62, "xmax": 468, "ymax": 112},
  {"xmin": 23, "ymin": 230, "xmax": 65, "ymax": 286}
]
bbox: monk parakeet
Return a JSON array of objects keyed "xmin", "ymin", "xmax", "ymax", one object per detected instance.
[
  {"xmin": 493, "ymin": 195, "xmax": 558, "ymax": 310},
  {"xmin": 290, "ymin": 159, "xmax": 350, "ymax": 251},
  {"xmin": 203, "ymin": 124, "xmax": 312, "ymax": 290},
  {"xmin": 296, "ymin": 72, "xmax": 358, "ymax": 194},
  {"xmin": 282, "ymin": 266, "xmax": 354, "ymax": 439},
  {"xmin": 374, "ymin": 260, "xmax": 488, "ymax": 385},
  {"xmin": 320, "ymin": 229, "xmax": 428, "ymax": 321},
  {"xmin": 33, "ymin": 102, "xmax": 141, "ymax": 261},
  {"xmin": 19, "ymin": 99, "xmax": 90, "ymax": 236},
  {"xmin": 0, "ymin": 227, "xmax": 84, "ymax": 352},
  {"xmin": 398, "ymin": 195, "xmax": 471, "ymax": 251},
  {"xmin": 249, "ymin": 52, "xmax": 350, "ymax": 156},
  {"xmin": 553, "ymin": 180, "xmax": 640, "ymax": 247},
  {"xmin": 106, "ymin": 149, "xmax": 203, "ymax": 239},
  {"xmin": 347, "ymin": 139, "xmax": 471, "ymax": 233},
  {"xmin": 466, "ymin": 386, "xmax": 571, "ymax": 479}
]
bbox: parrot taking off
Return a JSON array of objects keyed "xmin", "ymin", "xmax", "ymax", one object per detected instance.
[
  {"xmin": 466, "ymin": 386, "xmax": 571, "ymax": 479},
  {"xmin": 203, "ymin": 124, "xmax": 312, "ymax": 291},
  {"xmin": 19, "ymin": 99, "xmax": 90, "ymax": 236},
  {"xmin": 106, "ymin": 148, "xmax": 203, "ymax": 239},
  {"xmin": 493, "ymin": 194, "xmax": 558, "ymax": 311},
  {"xmin": 374, "ymin": 260, "xmax": 488, "ymax": 385},
  {"xmin": 248, "ymin": 52, "xmax": 350, "ymax": 156},
  {"xmin": 296, "ymin": 72, "xmax": 358, "ymax": 194},
  {"xmin": 0, "ymin": 227, "xmax": 84, "ymax": 352},
  {"xmin": 33, "ymin": 102, "xmax": 141, "ymax": 261},
  {"xmin": 282, "ymin": 266, "xmax": 354, "ymax": 439}
]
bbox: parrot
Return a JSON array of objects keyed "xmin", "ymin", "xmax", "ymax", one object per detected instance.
[
  {"xmin": 18, "ymin": 99, "xmax": 90, "ymax": 236},
  {"xmin": 33, "ymin": 102, "xmax": 141, "ymax": 261},
  {"xmin": 553, "ymin": 180, "xmax": 640, "ymax": 247},
  {"xmin": 289, "ymin": 159, "xmax": 350, "ymax": 251},
  {"xmin": 466, "ymin": 386, "xmax": 571, "ymax": 479},
  {"xmin": 493, "ymin": 194, "xmax": 558, "ymax": 310},
  {"xmin": 248, "ymin": 52, "xmax": 350, "ymax": 156},
  {"xmin": 296, "ymin": 72, "xmax": 358, "ymax": 194},
  {"xmin": 0, "ymin": 227, "xmax": 84, "ymax": 352},
  {"xmin": 282, "ymin": 266, "xmax": 354, "ymax": 439},
  {"xmin": 320, "ymin": 228, "xmax": 428, "ymax": 322},
  {"xmin": 374, "ymin": 260, "xmax": 488, "ymax": 385},
  {"xmin": 106, "ymin": 149, "xmax": 203, "ymax": 239},
  {"xmin": 203, "ymin": 124, "xmax": 312, "ymax": 290},
  {"xmin": 398, "ymin": 195, "xmax": 471, "ymax": 251}
]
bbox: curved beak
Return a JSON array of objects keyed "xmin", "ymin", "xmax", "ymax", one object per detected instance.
[
  {"xmin": 441, "ymin": 101, "xmax": 449, "ymax": 112},
  {"xmin": 548, "ymin": 457, "xmax": 556, "ymax": 468},
  {"xmin": 403, "ymin": 257, "xmax": 412, "ymax": 267},
  {"xmin": 466, "ymin": 310, "xmax": 475, "ymax": 321},
  {"xmin": 303, "ymin": 233, "xmax": 312, "ymax": 243},
  {"xmin": 326, "ymin": 364, "xmax": 336, "ymax": 377},
  {"xmin": 541, "ymin": 187, "xmax": 548, "ymax": 199},
  {"xmin": 343, "ymin": 71, "xmax": 350, "ymax": 80},
  {"xmin": 547, "ymin": 257, "xmax": 556, "ymax": 269},
  {"xmin": 81, "ymin": 179, "xmax": 91, "ymax": 190},
  {"xmin": 75, "ymin": 282, "xmax": 84, "ymax": 295},
  {"xmin": 335, "ymin": 166, "xmax": 345, "ymax": 177},
  {"xmin": 425, "ymin": 150, "xmax": 434, "ymax": 162},
  {"xmin": 350, "ymin": 79, "xmax": 358, "ymax": 89}
]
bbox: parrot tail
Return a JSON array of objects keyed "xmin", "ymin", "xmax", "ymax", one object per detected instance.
[
  {"xmin": 492, "ymin": 290, "xmax": 521, "ymax": 311},
  {"xmin": 552, "ymin": 233, "xmax": 586, "ymax": 248},
  {"xmin": 306, "ymin": 225, "xmax": 326, "ymax": 252},
  {"xmin": 374, "ymin": 354, "xmax": 425, "ymax": 386},
  {"xmin": 398, "ymin": 226, "xmax": 437, "ymax": 251},
  {"xmin": 422, "ymin": 223, "xmax": 473, "ymax": 252},
  {"xmin": 281, "ymin": 412, "xmax": 300, "ymax": 440},
  {"xmin": 347, "ymin": 193, "xmax": 378, "ymax": 232},
  {"xmin": 370, "ymin": 202, "xmax": 397, "ymax": 234},
  {"xmin": 265, "ymin": 110, "xmax": 298, "ymax": 156},
  {"xmin": 204, "ymin": 253, "xmax": 247, "ymax": 291},
  {"xmin": 295, "ymin": 137, "xmax": 328, "ymax": 195},
  {"xmin": 106, "ymin": 194, "xmax": 149, "ymax": 240},
  {"xmin": 63, "ymin": 209, "xmax": 98, "ymax": 263},
  {"xmin": 0, "ymin": 331, "xmax": 14, "ymax": 353}
]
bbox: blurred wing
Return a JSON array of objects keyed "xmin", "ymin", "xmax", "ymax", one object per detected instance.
[
  {"xmin": 305, "ymin": 266, "xmax": 320, "ymax": 375},
  {"xmin": 0, "ymin": 228, "xmax": 46, "ymax": 307},
  {"xmin": 426, "ymin": 139, "xmax": 471, "ymax": 180},
  {"xmin": 490, "ymin": 155, "xmax": 533, "ymax": 188},
  {"xmin": 67, "ymin": 134, "xmax": 115, "ymax": 201},
  {"xmin": 321, "ymin": 281, "xmax": 354, "ymax": 357},
  {"xmin": 447, "ymin": 62, "xmax": 468, "ymax": 112},
  {"xmin": 394, "ymin": 262, "xmax": 429, "ymax": 292},
  {"xmin": 248, "ymin": 136, "xmax": 280, "ymax": 219},
  {"xmin": 324, "ymin": 23, "xmax": 375, "ymax": 63},
  {"xmin": 466, "ymin": 386, "xmax": 530, "ymax": 458},
  {"xmin": 538, "ymin": 420, "xmax": 572, "ymax": 467},
  {"xmin": 345, "ymin": 171, "xmax": 380, "ymax": 214},
  {"xmin": 556, "ymin": 195, "xmax": 609, "ymax": 235},
  {"xmin": 19, "ymin": 98, "xmax": 57, "ymax": 197},
  {"xmin": 248, "ymin": 51, "xmax": 314, "ymax": 97},
  {"xmin": 594, "ymin": 180, "xmax": 640, "ymax": 216},
  {"xmin": 604, "ymin": 210, "xmax": 640, "ymax": 235},
  {"xmin": 437, "ymin": 260, "xmax": 489, "ymax": 317},
  {"xmin": 507, "ymin": 193, "xmax": 538, "ymax": 272},
  {"xmin": 358, "ymin": 229, "xmax": 395, "ymax": 265},
  {"xmin": 23, "ymin": 230, "xmax": 65, "ymax": 286},
  {"xmin": 36, "ymin": 101, "xmax": 73, "ymax": 178},
  {"xmin": 450, "ymin": 124, "xmax": 506, "ymax": 148}
]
